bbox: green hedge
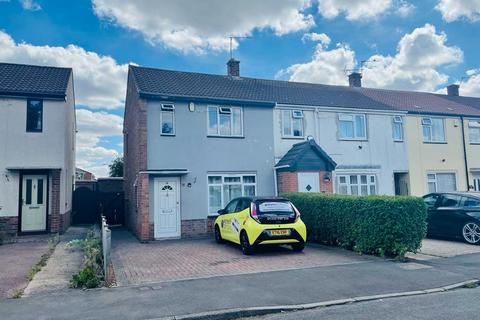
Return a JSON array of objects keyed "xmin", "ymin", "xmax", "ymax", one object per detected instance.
[{"xmin": 284, "ymin": 193, "xmax": 427, "ymax": 257}]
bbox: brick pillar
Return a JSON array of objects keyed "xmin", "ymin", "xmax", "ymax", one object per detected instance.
[
  {"xmin": 277, "ymin": 171, "xmax": 298, "ymax": 193},
  {"xmin": 50, "ymin": 169, "xmax": 61, "ymax": 233},
  {"xmin": 319, "ymin": 171, "xmax": 333, "ymax": 193},
  {"xmin": 137, "ymin": 173, "xmax": 150, "ymax": 241}
]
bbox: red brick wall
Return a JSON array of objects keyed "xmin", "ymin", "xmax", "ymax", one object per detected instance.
[
  {"xmin": 181, "ymin": 217, "xmax": 216, "ymax": 239},
  {"xmin": 277, "ymin": 170, "xmax": 333, "ymax": 194},
  {"xmin": 123, "ymin": 68, "xmax": 149, "ymax": 241},
  {"xmin": 0, "ymin": 216, "xmax": 18, "ymax": 239},
  {"xmin": 50, "ymin": 169, "xmax": 61, "ymax": 233}
]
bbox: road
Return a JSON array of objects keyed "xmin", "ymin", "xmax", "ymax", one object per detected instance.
[{"xmin": 252, "ymin": 286, "xmax": 480, "ymax": 320}]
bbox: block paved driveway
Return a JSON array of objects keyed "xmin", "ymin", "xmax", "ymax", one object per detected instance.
[
  {"xmin": 0, "ymin": 235, "xmax": 50, "ymax": 299},
  {"xmin": 111, "ymin": 229, "xmax": 374, "ymax": 286}
]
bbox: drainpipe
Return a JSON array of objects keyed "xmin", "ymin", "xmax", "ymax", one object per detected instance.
[{"xmin": 460, "ymin": 116, "xmax": 471, "ymax": 190}]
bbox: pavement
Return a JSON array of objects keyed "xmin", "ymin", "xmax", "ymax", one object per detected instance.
[
  {"xmin": 23, "ymin": 227, "xmax": 88, "ymax": 296},
  {"xmin": 111, "ymin": 228, "xmax": 375, "ymax": 286},
  {"xmin": 1, "ymin": 251, "xmax": 479, "ymax": 320},
  {"xmin": 250, "ymin": 285, "xmax": 480, "ymax": 320},
  {"xmin": 0, "ymin": 234, "xmax": 50, "ymax": 299}
]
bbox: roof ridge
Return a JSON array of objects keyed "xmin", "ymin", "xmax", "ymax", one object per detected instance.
[{"xmin": 0, "ymin": 62, "xmax": 72, "ymax": 71}]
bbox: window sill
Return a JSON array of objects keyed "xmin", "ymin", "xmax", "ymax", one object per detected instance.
[
  {"xmin": 161, "ymin": 134, "xmax": 175, "ymax": 137},
  {"xmin": 338, "ymin": 138, "xmax": 368, "ymax": 142},
  {"xmin": 423, "ymin": 141, "xmax": 447, "ymax": 144},
  {"xmin": 393, "ymin": 140, "xmax": 404, "ymax": 143},
  {"xmin": 470, "ymin": 142, "xmax": 480, "ymax": 145},
  {"xmin": 281, "ymin": 136, "xmax": 304, "ymax": 140},
  {"xmin": 207, "ymin": 135, "xmax": 245, "ymax": 139}
]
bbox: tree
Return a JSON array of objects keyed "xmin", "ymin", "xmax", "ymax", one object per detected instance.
[{"xmin": 109, "ymin": 156, "xmax": 123, "ymax": 177}]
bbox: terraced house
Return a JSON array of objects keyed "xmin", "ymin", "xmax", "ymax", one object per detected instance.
[
  {"xmin": 124, "ymin": 60, "xmax": 480, "ymax": 241},
  {"xmin": 0, "ymin": 63, "xmax": 76, "ymax": 237}
]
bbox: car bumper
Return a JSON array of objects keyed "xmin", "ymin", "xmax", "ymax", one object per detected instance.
[{"xmin": 245, "ymin": 219, "xmax": 307, "ymax": 246}]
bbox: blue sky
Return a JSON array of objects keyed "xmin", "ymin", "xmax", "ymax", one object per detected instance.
[{"xmin": 1, "ymin": 0, "xmax": 479, "ymax": 176}]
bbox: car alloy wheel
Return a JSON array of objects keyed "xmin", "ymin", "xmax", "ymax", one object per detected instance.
[
  {"xmin": 214, "ymin": 225, "xmax": 223, "ymax": 244},
  {"xmin": 240, "ymin": 231, "xmax": 254, "ymax": 255},
  {"xmin": 462, "ymin": 222, "xmax": 480, "ymax": 244}
]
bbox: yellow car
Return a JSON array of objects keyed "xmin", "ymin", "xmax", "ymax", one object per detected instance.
[{"xmin": 214, "ymin": 197, "xmax": 307, "ymax": 255}]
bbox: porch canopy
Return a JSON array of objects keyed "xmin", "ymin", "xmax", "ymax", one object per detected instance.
[{"xmin": 275, "ymin": 139, "xmax": 337, "ymax": 172}]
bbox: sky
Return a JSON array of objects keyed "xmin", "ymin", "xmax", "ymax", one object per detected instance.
[{"xmin": 1, "ymin": 0, "xmax": 480, "ymax": 177}]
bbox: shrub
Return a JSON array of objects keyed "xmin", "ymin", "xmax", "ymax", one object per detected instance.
[
  {"xmin": 71, "ymin": 266, "xmax": 101, "ymax": 289},
  {"xmin": 284, "ymin": 193, "xmax": 427, "ymax": 258}
]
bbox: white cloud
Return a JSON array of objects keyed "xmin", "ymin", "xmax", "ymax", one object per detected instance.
[
  {"xmin": 0, "ymin": 30, "xmax": 128, "ymax": 109},
  {"xmin": 280, "ymin": 24, "xmax": 463, "ymax": 92},
  {"xmin": 459, "ymin": 69, "xmax": 480, "ymax": 97},
  {"xmin": 19, "ymin": 0, "xmax": 41, "ymax": 11},
  {"xmin": 396, "ymin": 0, "xmax": 415, "ymax": 17},
  {"xmin": 76, "ymin": 109, "xmax": 123, "ymax": 177},
  {"xmin": 302, "ymin": 32, "xmax": 331, "ymax": 48},
  {"xmin": 317, "ymin": 0, "xmax": 392, "ymax": 20},
  {"xmin": 436, "ymin": 0, "xmax": 480, "ymax": 22},
  {"xmin": 92, "ymin": 0, "xmax": 315, "ymax": 54}
]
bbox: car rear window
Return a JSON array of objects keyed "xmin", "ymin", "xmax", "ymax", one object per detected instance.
[{"xmin": 256, "ymin": 201, "xmax": 294, "ymax": 215}]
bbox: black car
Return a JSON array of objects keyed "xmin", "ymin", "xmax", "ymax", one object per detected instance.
[{"xmin": 423, "ymin": 192, "xmax": 480, "ymax": 244}]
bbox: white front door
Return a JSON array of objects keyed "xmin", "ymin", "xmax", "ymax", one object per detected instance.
[
  {"xmin": 154, "ymin": 178, "xmax": 181, "ymax": 238},
  {"xmin": 297, "ymin": 172, "xmax": 320, "ymax": 192},
  {"xmin": 21, "ymin": 174, "xmax": 48, "ymax": 232}
]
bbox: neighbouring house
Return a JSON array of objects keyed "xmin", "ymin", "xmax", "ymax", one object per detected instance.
[
  {"xmin": 0, "ymin": 63, "xmax": 76, "ymax": 236},
  {"xmin": 123, "ymin": 60, "xmax": 480, "ymax": 241},
  {"xmin": 75, "ymin": 167, "xmax": 95, "ymax": 181}
]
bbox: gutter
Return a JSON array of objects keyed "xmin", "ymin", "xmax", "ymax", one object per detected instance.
[{"xmin": 460, "ymin": 116, "xmax": 471, "ymax": 190}]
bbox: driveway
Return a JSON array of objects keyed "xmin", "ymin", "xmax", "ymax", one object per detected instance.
[
  {"xmin": 408, "ymin": 238, "xmax": 480, "ymax": 261},
  {"xmin": 0, "ymin": 235, "xmax": 50, "ymax": 299},
  {"xmin": 111, "ymin": 229, "xmax": 374, "ymax": 286}
]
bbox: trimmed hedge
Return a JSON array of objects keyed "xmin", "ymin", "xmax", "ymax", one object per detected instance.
[{"xmin": 285, "ymin": 193, "xmax": 427, "ymax": 257}]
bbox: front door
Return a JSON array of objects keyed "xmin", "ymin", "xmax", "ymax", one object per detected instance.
[
  {"xmin": 154, "ymin": 178, "xmax": 180, "ymax": 238},
  {"xmin": 297, "ymin": 172, "xmax": 320, "ymax": 192},
  {"xmin": 21, "ymin": 174, "xmax": 48, "ymax": 232}
]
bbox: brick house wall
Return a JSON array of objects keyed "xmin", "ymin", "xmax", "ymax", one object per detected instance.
[
  {"xmin": 277, "ymin": 171, "xmax": 333, "ymax": 194},
  {"xmin": 123, "ymin": 68, "xmax": 150, "ymax": 241}
]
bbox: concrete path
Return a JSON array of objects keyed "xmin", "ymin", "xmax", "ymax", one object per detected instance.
[
  {"xmin": 407, "ymin": 238, "xmax": 480, "ymax": 261},
  {"xmin": 0, "ymin": 235, "xmax": 50, "ymax": 299},
  {"xmin": 23, "ymin": 227, "xmax": 88, "ymax": 297},
  {"xmin": 252, "ymin": 285, "xmax": 480, "ymax": 320},
  {"xmin": 1, "ymin": 252, "xmax": 478, "ymax": 320}
]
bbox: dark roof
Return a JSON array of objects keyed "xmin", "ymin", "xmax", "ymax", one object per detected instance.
[
  {"xmin": 276, "ymin": 139, "xmax": 337, "ymax": 172},
  {"xmin": 129, "ymin": 65, "xmax": 480, "ymax": 116},
  {"xmin": 0, "ymin": 63, "xmax": 72, "ymax": 99}
]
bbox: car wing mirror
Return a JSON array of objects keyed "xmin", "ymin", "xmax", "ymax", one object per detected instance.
[{"xmin": 217, "ymin": 209, "xmax": 226, "ymax": 215}]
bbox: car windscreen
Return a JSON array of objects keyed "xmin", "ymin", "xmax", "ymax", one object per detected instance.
[{"xmin": 256, "ymin": 200, "xmax": 294, "ymax": 216}]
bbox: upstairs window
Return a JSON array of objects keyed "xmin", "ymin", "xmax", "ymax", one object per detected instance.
[
  {"xmin": 282, "ymin": 110, "xmax": 304, "ymax": 137},
  {"xmin": 160, "ymin": 104, "xmax": 175, "ymax": 135},
  {"xmin": 392, "ymin": 116, "xmax": 404, "ymax": 141},
  {"xmin": 208, "ymin": 106, "xmax": 243, "ymax": 137},
  {"xmin": 26, "ymin": 99, "xmax": 43, "ymax": 132},
  {"xmin": 468, "ymin": 120, "xmax": 480, "ymax": 144},
  {"xmin": 338, "ymin": 114, "xmax": 366, "ymax": 140},
  {"xmin": 422, "ymin": 117, "xmax": 445, "ymax": 143}
]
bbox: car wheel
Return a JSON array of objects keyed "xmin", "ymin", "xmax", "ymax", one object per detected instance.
[
  {"xmin": 462, "ymin": 222, "xmax": 480, "ymax": 245},
  {"xmin": 214, "ymin": 225, "xmax": 223, "ymax": 244},
  {"xmin": 291, "ymin": 242, "xmax": 305, "ymax": 252},
  {"xmin": 240, "ymin": 231, "xmax": 254, "ymax": 255}
]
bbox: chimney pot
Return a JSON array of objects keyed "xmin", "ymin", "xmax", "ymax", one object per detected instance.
[
  {"xmin": 447, "ymin": 84, "xmax": 459, "ymax": 96},
  {"xmin": 227, "ymin": 58, "xmax": 240, "ymax": 77},
  {"xmin": 348, "ymin": 72, "xmax": 362, "ymax": 87}
]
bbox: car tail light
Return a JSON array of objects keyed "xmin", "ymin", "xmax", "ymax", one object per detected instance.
[
  {"xmin": 292, "ymin": 204, "xmax": 301, "ymax": 221},
  {"xmin": 250, "ymin": 202, "xmax": 260, "ymax": 223}
]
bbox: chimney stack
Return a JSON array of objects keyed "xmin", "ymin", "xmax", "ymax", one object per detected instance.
[
  {"xmin": 447, "ymin": 84, "xmax": 459, "ymax": 96},
  {"xmin": 227, "ymin": 58, "xmax": 240, "ymax": 77},
  {"xmin": 348, "ymin": 72, "xmax": 362, "ymax": 87}
]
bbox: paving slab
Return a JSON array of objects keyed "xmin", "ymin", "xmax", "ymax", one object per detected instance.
[
  {"xmin": 22, "ymin": 227, "xmax": 89, "ymax": 296},
  {"xmin": 407, "ymin": 238, "xmax": 480, "ymax": 261},
  {"xmin": 111, "ymin": 229, "xmax": 375, "ymax": 286}
]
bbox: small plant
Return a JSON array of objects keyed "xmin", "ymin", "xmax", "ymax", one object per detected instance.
[
  {"xmin": 464, "ymin": 282, "xmax": 478, "ymax": 289},
  {"xmin": 10, "ymin": 289, "xmax": 24, "ymax": 299},
  {"xmin": 70, "ymin": 266, "xmax": 101, "ymax": 288},
  {"xmin": 27, "ymin": 234, "xmax": 60, "ymax": 281}
]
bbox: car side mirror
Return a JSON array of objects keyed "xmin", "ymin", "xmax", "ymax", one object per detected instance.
[{"xmin": 217, "ymin": 209, "xmax": 226, "ymax": 215}]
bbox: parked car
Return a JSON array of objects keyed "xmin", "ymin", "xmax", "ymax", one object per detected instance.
[
  {"xmin": 214, "ymin": 197, "xmax": 307, "ymax": 254},
  {"xmin": 423, "ymin": 192, "xmax": 480, "ymax": 244}
]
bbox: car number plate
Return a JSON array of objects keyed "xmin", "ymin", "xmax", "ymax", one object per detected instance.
[{"xmin": 270, "ymin": 229, "xmax": 290, "ymax": 236}]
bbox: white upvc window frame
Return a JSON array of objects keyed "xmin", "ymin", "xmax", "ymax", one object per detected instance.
[
  {"xmin": 392, "ymin": 115, "xmax": 404, "ymax": 142},
  {"xmin": 207, "ymin": 106, "xmax": 243, "ymax": 137},
  {"xmin": 426, "ymin": 171, "xmax": 457, "ymax": 193},
  {"xmin": 281, "ymin": 109, "xmax": 304, "ymax": 138},
  {"xmin": 160, "ymin": 104, "xmax": 175, "ymax": 135},
  {"xmin": 337, "ymin": 174, "xmax": 377, "ymax": 196},
  {"xmin": 468, "ymin": 120, "xmax": 480, "ymax": 144},
  {"xmin": 422, "ymin": 117, "xmax": 446, "ymax": 143},
  {"xmin": 337, "ymin": 113, "xmax": 367, "ymax": 140},
  {"xmin": 207, "ymin": 173, "xmax": 257, "ymax": 215}
]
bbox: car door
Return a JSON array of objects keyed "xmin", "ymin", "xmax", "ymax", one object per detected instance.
[
  {"xmin": 220, "ymin": 199, "xmax": 239, "ymax": 241},
  {"xmin": 424, "ymin": 193, "xmax": 441, "ymax": 235},
  {"xmin": 460, "ymin": 196, "xmax": 480, "ymax": 224},
  {"xmin": 434, "ymin": 194, "xmax": 463, "ymax": 237}
]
